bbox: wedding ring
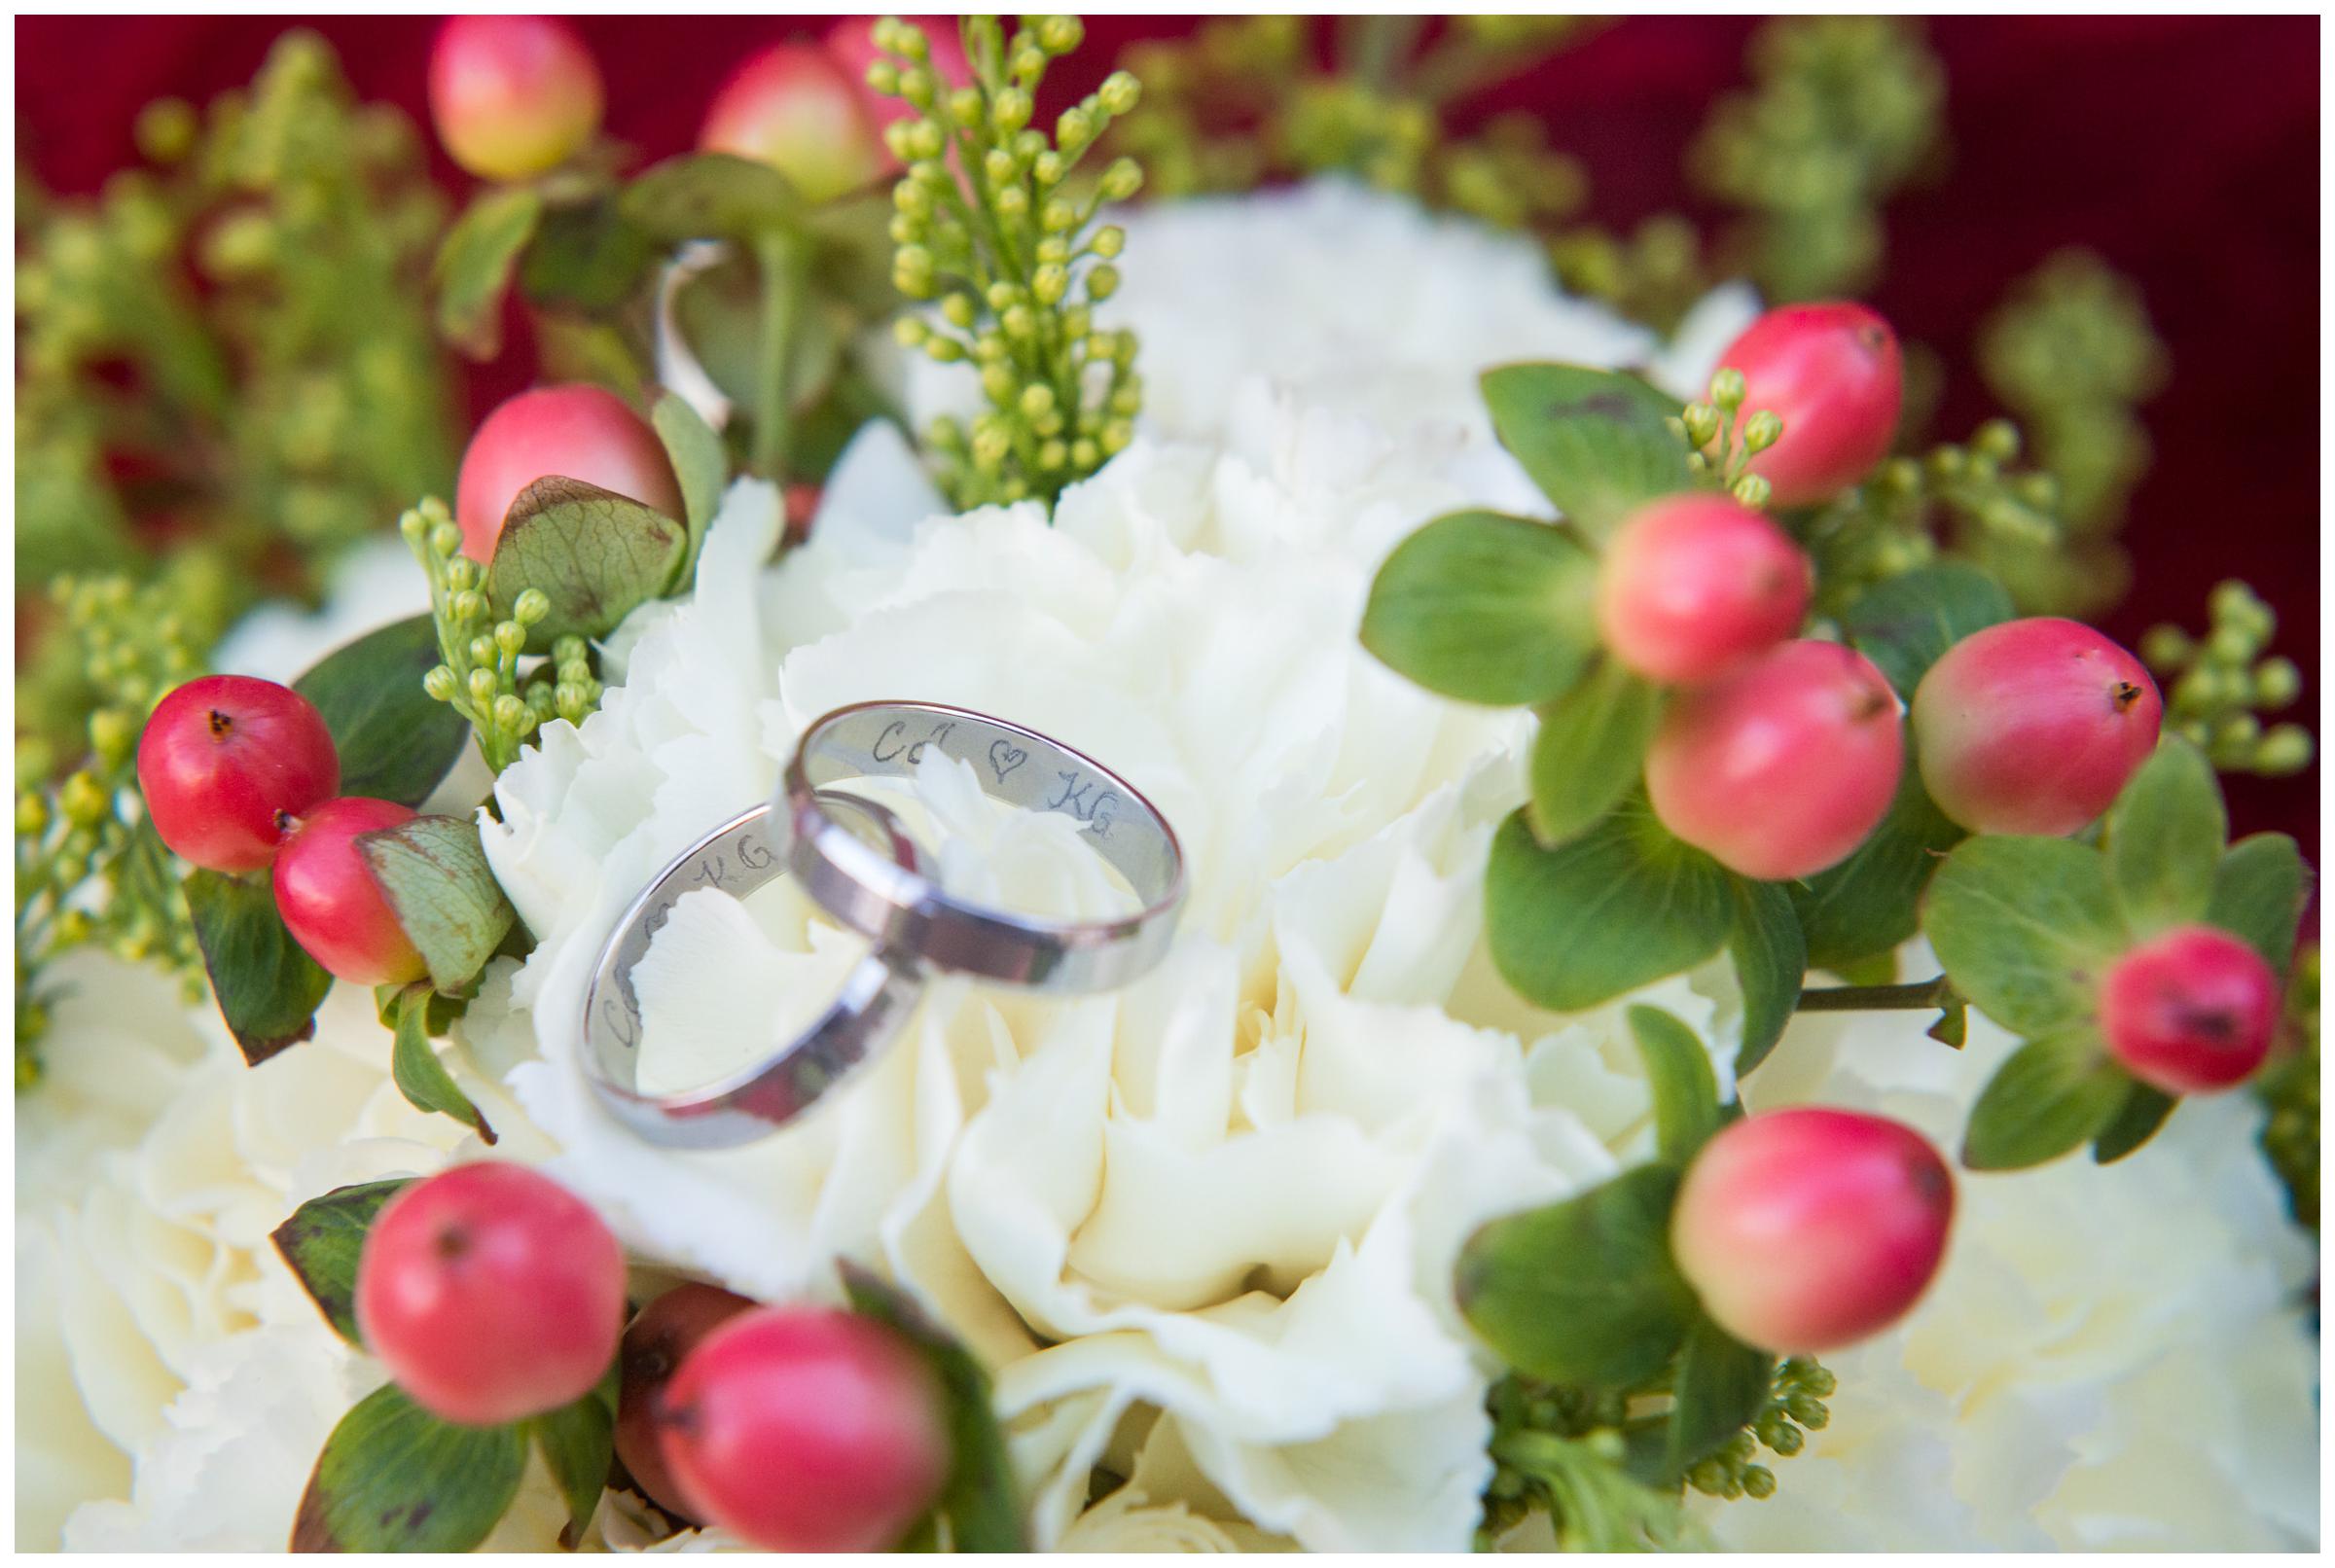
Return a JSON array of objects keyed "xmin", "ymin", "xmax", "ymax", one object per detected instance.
[
  {"xmin": 580, "ymin": 795, "xmax": 931, "ymax": 1149},
  {"xmin": 780, "ymin": 700, "xmax": 1186, "ymax": 991}
]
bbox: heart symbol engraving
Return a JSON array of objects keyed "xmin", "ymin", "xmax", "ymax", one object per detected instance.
[{"xmin": 988, "ymin": 739, "xmax": 1029, "ymax": 783}]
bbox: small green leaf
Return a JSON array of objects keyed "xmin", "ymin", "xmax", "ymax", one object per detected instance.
[
  {"xmin": 2092, "ymin": 1081, "xmax": 2178, "ymax": 1164},
  {"xmin": 292, "ymin": 1382, "xmax": 527, "ymax": 1552},
  {"xmin": 1528, "ymin": 659, "xmax": 1662, "ymax": 845},
  {"xmin": 530, "ymin": 1391, "xmax": 616, "ymax": 1550},
  {"xmin": 269, "ymin": 1179, "xmax": 412, "ymax": 1346},
  {"xmin": 1728, "ymin": 878, "xmax": 1807, "ymax": 1076},
  {"xmin": 1359, "ymin": 511, "xmax": 1599, "ymax": 707},
  {"xmin": 184, "ymin": 868, "xmax": 333, "ymax": 1066},
  {"xmin": 2204, "ymin": 832, "xmax": 2310, "ymax": 979},
  {"xmin": 356, "ymin": 814, "xmax": 515, "ymax": 998},
  {"xmin": 1479, "ymin": 364, "xmax": 1693, "ymax": 538},
  {"xmin": 1921, "ymin": 836, "xmax": 2126, "ymax": 1037},
  {"xmin": 485, "ymin": 476, "xmax": 688, "ymax": 647},
  {"xmin": 521, "ymin": 194, "xmax": 655, "ymax": 313},
  {"xmin": 1788, "ymin": 764, "xmax": 1965, "ymax": 971},
  {"xmin": 1487, "ymin": 802, "xmax": 1736, "ymax": 1013},
  {"xmin": 651, "ymin": 391, "xmax": 728, "ymax": 582},
  {"xmin": 1456, "ymin": 1164, "xmax": 1698, "ymax": 1391},
  {"xmin": 621, "ymin": 153, "xmax": 803, "ymax": 243},
  {"xmin": 388, "ymin": 985, "xmax": 495, "ymax": 1144},
  {"xmin": 434, "ymin": 187, "xmax": 543, "ymax": 360},
  {"xmin": 1628, "ymin": 1006, "xmax": 1722, "ymax": 1165},
  {"xmin": 1961, "ymin": 1029, "xmax": 2129, "ymax": 1171},
  {"xmin": 1839, "ymin": 564, "xmax": 2015, "ymax": 698},
  {"xmin": 841, "ymin": 1264, "xmax": 1025, "ymax": 1551},
  {"xmin": 293, "ymin": 615, "xmax": 471, "ymax": 808},
  {"xmin": 2103, "ymin": 738, "xmax": 2225, "ymax": 936},
  {"xmin": 1656, "ymin": 1319, "xmax": 1776, "ymax": 1484}
]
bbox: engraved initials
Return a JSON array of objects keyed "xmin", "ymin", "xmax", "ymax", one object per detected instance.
[
  {"xmin": 873, "ymin": 718, "xmax": 958, "ymax": 766},
  {"xmin": 1043, "ymin": 770, "xmax": 1119, "ymax": 836}
]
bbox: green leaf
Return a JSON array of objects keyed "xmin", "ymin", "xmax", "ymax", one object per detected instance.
[
  {"xmin": 292, "ymin": 1382, "xmax": 527, "ymax": 1552},
  {"xmin": 184, "ymin": 868, "xmax": 333, "ymax": 1066},
  {"xmin": 434, "ymin": 187, "xmax": 543, "ymax": 360},
  {"xmin": 293, "ymin": 615, "xmax": 470, "ymax": 808},
  {"xmin": 651, "ymin": 391, "xmax": 728, "ymax": 583},
  {"xmin": 621, "ymin": 153, "xmax": 803, "ymax": 244},
  {"xmin": 1479, "ymin": 363, "xmax": 1693, "ymax": 538},
  {"xmin": 269, "ymin": 1179, "xmax": 413, "ymax": 1346},
  {"xmin": 521, "ymin": 194, "xmax": 655, "ymax": 313},
  {"xmin": 1359, "ymin": 511, "xmax": 1599, "ymax": 706},
  {"xmin": 1839, "ymin": 563, "xmax": 2015, "ymax": 698},
  {"xmin": 388, "ymin": 985, "xmax": 496, "ymax": 1144},
  {"xmin": 1528, "ymin": 659, "xmax": 1662, "ymax": 845},
  {"xmin": 355, "ymin": 814, "xmax": 515, "ymax": 998},
  {"xmin": 1455, "ymin": 1164, "xmax": 1698, "ymax": 1391},
  {"xmin": 2103, "ymin": 737, "xmax": 2225, "ymax": 937},
  {"xmin": 841, "ymin": 1264, "xmax": 1025, "ymax": 1551},
  {"xmin": 1486, "ymin": 802, "xmax": 1736, "ymax": 1013},
  {"xmin": 485, "ymin": 475, "xmax": 688, "ymax": 647},
  {"xmin": 1961, "ymin": 1029, "xmax": 2129, "ymax": 1171},
  {"xmin": 1921, "ymin": 836, "xmax": 2126, "ymax": 1036},
  {"xmin": 2204, "ymin": 832, "xmax": 2310, "ymax": 979},
  {"xmin": 1628, "ymin": 1006, "xmax": 1722, "ymax": 1165},
  {"xmin": 1728, "ymin": 878, "xmax": 1807, "ymax": 1076},
  {"xmin": 1657, "ymin": 1319, "xmax": 1776, "ymax": 1484},
  {"xmin": 2092, "ymin": 1081, "xmax": 2178, "ymax": 1164},
  {"xmin": 1788, "ymin": 764, "xmax": 1965, "ymax": 971},
  {"xmin": 530, "ymin": 1391, "xmax": 616, "ymax": 1550}
]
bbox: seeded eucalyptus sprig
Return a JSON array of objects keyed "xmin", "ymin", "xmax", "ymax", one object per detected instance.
[{"xmin": 869, "ymin": 16, "xmax": 1144, "ymax": 511}]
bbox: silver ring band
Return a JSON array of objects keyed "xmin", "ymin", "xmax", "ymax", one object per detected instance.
[
  {"xmin": 780, "ymin": 700, "xmax": 1186, "ymax": 991},
  {"xmin": 580, "ymin": 795, "xmax": 929, "ymax": 1149}
]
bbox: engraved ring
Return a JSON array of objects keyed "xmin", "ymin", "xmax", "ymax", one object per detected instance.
[{"xmin": 780, "ymin": 699, "xmax": 1187, "ymax": 991}]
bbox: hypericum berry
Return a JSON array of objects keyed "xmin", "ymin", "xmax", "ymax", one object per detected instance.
[
  {"xmin": 1646, "ymin": 639, "xmax": 1903, "ymax": 880},
  {"xmin": 136, "ymin": 676, "xmax": 341, "ymax": 873},
  {"xmin": 1715, "ymin": 303, "xmax": 1904, "ymax": 507},
  {"xmin": 427, "ymin": 16, "xmax": 603, "ymax": 182},
  {"xmin": 2100, "ymin": 924, "xmax": 2280, "ymax": 1095},
  {"xmin": 270, "ymin": 797, "xmax": 428, "ymax": 986},
  {"xmin": 1671, "ymin": 1108, "xmax": 1955, "ymax": 1353},
  {"xmin": 1597, "ymin": 495, "xmax": 1812, "ymax": 684},
  {"xmin": 656, "ymin": 1307, "xmax": 951, "ymax": 1551},
  {"xmin": 615, "ymin": 1284, "xmax": 758, "ymax": 1517},
  {"xmin": 454, "ymin": 385, "xmax": 685, "ymax": 562},
  {"xmin": 1911, "ymin": 617, "xmax": 2163, "ymax": 837},
  {"xmin": 700, "ymin": 43, "xmax": 886, "ymax": 205},
  {"xmin": 356, "ymin": 1163, "xmax": 629, "ymax": 1427}
]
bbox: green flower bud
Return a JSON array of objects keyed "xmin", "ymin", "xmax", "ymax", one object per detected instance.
[
  {"xmin": 2253, "ymin": 657, "xmax": 2302, "ymax": 708},
  {"xmin": 513, "ymin": 588, "xmax": 552, "ymax": 626},
  {"xmin": 1091, "ymin": 225, "xmax": 1126, "ymax": 259},
  {"xmin": 898, "ymin": 65, "xmax": 936, "ymax": 107},
  {"xmin": 894, "ymin": 315, "xmax": 931, "ymax": 348},
  {"xmin": 1002, "ymin": 303, "xmax": 1037, "ymax": 339},
  {"xmin": 18, "ymin": 793, "xmax": 50, "ymax": 837},
  {"xmin": 906, "ymin": 120, "xmax": 946, "ymax": 161},
  {"xmin": 88, "ymin": 709, "xmax": 135, "ymax": 767},
  {"xmin": 1971, "ymin": 418, "xmax": 2021, "ymax": 463},
  {"xmin": 1100, "ymin": 418, "xmax": 1133, "ymax": 455},
  {"xmin": 452, "ymin": 589, "xmax": 487, "ymax": 625},
  {"xmin": 2138, "ymin": 625, "xmax": 2193, "ymax": 670},
  {"xmin": 1087, "ymin": 264, "xmax": 1121, "ymax": 300},
  {"xmin": 1019, "ymin": 384, "xmax": 1057, "ymax": 418},
  {"xmin": 1038, "ymin": 438, "xmax": 1068, "ymax": 472},
  {"xmin": 469, "ymin": 634, "xmax": 498, "ymax": 668},
  {"xmin": 2255, "ymin": 725, "xmax": 2314, "ymax": 774},
  {"xmin": 991, "ymin": 89, "xmax": 1033, "ymax": 133},
  {"xmin": 1056, "ymin": 107, "xmax": 1094, "ymax": 152},
  {"xmin": 1681, "ymin": 403, "xmax": 1721, "ymax": 448},
  {"xmin": 423, "ymin": 665, "xmax": 460, "ymax": 703},
  {"xmin": 986, "ymin": 281, "xmax": 1019, "ymax": 312},
  {"xmin": 445, "ymin": 555, "xmax": 481, "ymax": 591},
  {"xmin": 984, "ymin": 147, "xmax": 1018, "ymax": 186},
  {"xmin": 1032, "ymin": 264, "xmax": 1069, "ymax": 305},
  {"xmin": 865, "ymin": 60, "xmax": 901, "ymax": 96},
  {"xmin": 1742, "ymin": 410, "xmax": 1783, "ymax": 453},
  {"xmin": 526, "ymin": 683, "xmax": 557, "ymax": 717},
  {"xmin": 58, "ymin": 771, "xmax": 109, "ymax": 828},
  {"xmin": 941, "ymin": 293, "xmax": 977, "ymax": 329},
  {"xmin": 494, "ymin": 622, "xmax": 527, "ymax": 659},
  {"xmin": 467, "ymin": 668, "xmax": 498, "ymax": 707},
  {"xmin": 1037, "ymin": 15, "xmax": 1083, "ymax": 53},
  {"xmin": 945, "ymin": 87, "xmax": 983, "ymax": 127},
  {"xmin": 2208, "ymin": 624, "xmax": 2256, "ymax": 666},
  {"xmin": 1070, "ymin": 438, "xmax": 1099, "ymax": 471},
  {"xmin": 1099, "ymin": 158, "xmax": 1143, "ymax": 202},
  {"xmin": 1034, "ymin": 150, "xmax": 1065, "ymax": 186},
  {"xmin": 1708, "ymin": 367, "xmax": 1746, "ymax": 411},
  {"xmin": 1731, "ymin": 474, "xmax": 1773, "ymax": 509},
  {"xmin": 1742, "ymin": 1466, "xmax": 1777, "ymax": 1501},
  {"xmin": 1035, "ymin": 235, "xmax": 1071, "ymax": 266},
  {"xmin": 399, "ymin": 509, "xmax": 428, "ymax": 547},
  {"xmin": 552, "ymin": 634, "xmax": 588, "ymax": 667},
  {"xmin": 980, "ymin": 363, "xmax": 1016, "ymax": 403},
  {"xmin": 923, "ymin": 335, "xmax": 965, "ymax": 363},
  {"xmin": 994, "ymin": 185, "xmax": 1028, "ymax": 220},
  {"xmin": 1097, "ymin": 71, "xmax": 1141, "ymax": 116},
  {"xmin": 492, "ymin": 694, "xmax": 529, "ymax": 732},
  {"xmin": 431, "ymin": 521, "xmax": 464, "ymax": 560},
  {"xmin": 972, "ymin": 426, "xmax": 1013, "ymax": 469}
]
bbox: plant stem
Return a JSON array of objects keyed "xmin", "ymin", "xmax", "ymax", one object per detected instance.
[
  {"xmin": 752, "ymin": 227, "xmax": 809, "ymax": 481},
  {"xmin": 1794, "ymin": 975, "xmax": 1954, "ymax": 1013}
]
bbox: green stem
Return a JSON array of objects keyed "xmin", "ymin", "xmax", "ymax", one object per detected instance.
[
  {"xmin": 1794, "ymin": 976, "xmax": 1954, "ymax": 1013},
  {"xmin": 751, "ymin": 227, "xmax": 809, "ymax": 481}
]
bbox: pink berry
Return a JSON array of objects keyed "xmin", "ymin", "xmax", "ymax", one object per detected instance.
[
  {"xmin": 271, "ymin": 797, "xmax": 429, "ymax": 986},
  {"xmin": 700, "ymin": 43, "xmax": 886, "ymax": 205},
  {"xmin": 1717, "ymin": 303, "xmax": 1904, "ymax": 507},
  {"xmin": 1597, "ymin": 495, "xmax": 1812, "ymax": 683},
  {"xmin": 427, "ymin": 16, "xmax": 603, "ymax": 183},
  {"xmin": 454, "ymin": 385, "xmax": 686, "ymax": 563},
  {"xmin": 615, "ymin": 1283, "xmax": 758, "ymax": 1517},
  {"xmin": 1645, "ymin": 639, "xmax": 1904, "ymax": 880},
  {"xmin": 824, "ymin": 16, "xmax": 973, "ymax": 157},
  {"xmin": 1911, "ymin": 617, "xmax": 2163, "ymax": 837},
  {"xmin": 356, "ymin": 1163, "xmax": 629, "ymax": 1427},
  {"xmin": 136, "ymin": 676, "xmax": 341, "ymax": 874},
  {"xmin": 1671, "ymin": 1108, "xmax": 1955, "ymax": 1353},
  {"xmin": 2100, "ymin": 924, "xmax": 2280, "ymax": 1095},
  {"xmin": 656, "ymin": 1307, "xmax": 951, "ymax": 1551}
]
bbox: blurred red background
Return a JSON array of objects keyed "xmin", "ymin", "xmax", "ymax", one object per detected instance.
[{"xmin": 16, "ymin": 15, "xmax": 2319, "ymax": 867}]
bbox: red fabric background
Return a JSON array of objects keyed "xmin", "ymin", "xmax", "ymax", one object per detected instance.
[{"xmin": 16, "ymin": 15, "xmax": 2319, "ymax": 865}]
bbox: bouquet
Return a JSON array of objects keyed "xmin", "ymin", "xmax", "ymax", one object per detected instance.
[{"xmin": 15, "ymin": 15, "xmax": 2317, "ymax": 1554}]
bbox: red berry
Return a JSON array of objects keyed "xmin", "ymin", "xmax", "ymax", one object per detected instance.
[
  {"xmin": 1597, "ymin": 495, "xmax": 1812, "ymax": 684},
  {"xmin": 356, "ymin": 1163, "xmax": 629, "ymax": 1427},
  {"xmin": 656, "ymin": 1307, "xmax": 951, "ymax": 1551},
  {"xmin": 700, "ymin": 43, "xmax": 885, "ymax": 204},
  {"xmin": 428, "ymin": 16, "xmax": 602, "ymax": 182},
  {"xmin": 1671, "ymin": 1108, "xmax": 1955, "ymax": 1353},
  {"xmin": 824, "ymin": 16, "xmax": 974, "ymax": 156},
  {"xmin": 136, "ymin": 676, "xmax": 341, "ymax": 873},
  {"xmin": 1911, "ymin": 617, "xmax": 2162, "ymax": 837},
  {"xmin": 2100, "ymin": 924, "xmax": 2280, "ymax": 1095},
  {"xmin": 454, "ymin": 385, "xmax": 686, "ymax": 563},
  {"xmin": 1717, "ymin": 303, "xmax": 1903, "ymax": 507},
  {"xmin": 271, "ymin": 798, "xmax": 429, "ymax": 986},
  {"xmin": 615, "ymin": 1284, "xmax": 758, "ymax": 1517},
  {"xmin": 1645, "ymin": 639, "xmax": 1903, "ymax": 880}
]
